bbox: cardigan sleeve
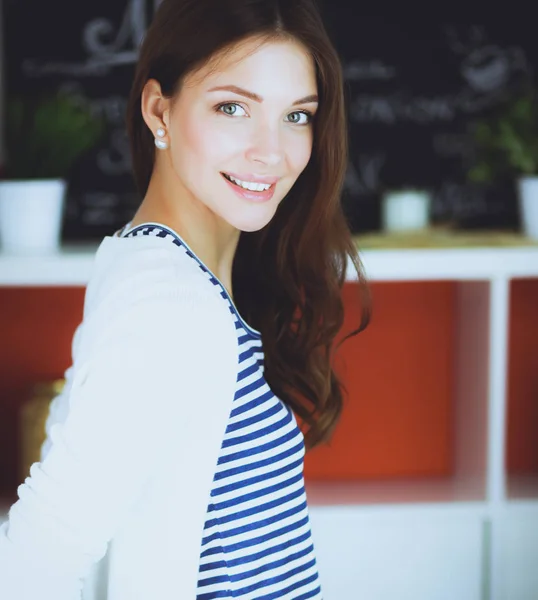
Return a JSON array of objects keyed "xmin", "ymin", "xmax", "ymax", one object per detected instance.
[
  {"xmin": 40, "ymin": 322, "xmax": 84, "ymax": 462},
  {"xmin": 0, "ymin": 277, "xmax": 237, "ymax": 599}
]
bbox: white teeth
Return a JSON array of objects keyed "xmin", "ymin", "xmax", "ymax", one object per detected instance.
[{"xmin": 227, "ymin": 175, "xmax": 271, "ymax": 192}]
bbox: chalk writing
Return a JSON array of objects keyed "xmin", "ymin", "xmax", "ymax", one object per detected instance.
[{"xmin": 23, "ymin": 0, "xmax": 148, "ymax": 77}]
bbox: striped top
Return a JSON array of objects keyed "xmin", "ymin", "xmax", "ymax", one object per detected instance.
[{"xmin": 120, "ymin": 222, "xmax": 323, "ymax": 600}]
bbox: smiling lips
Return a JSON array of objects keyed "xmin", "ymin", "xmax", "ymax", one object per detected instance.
[
  {"xmin": 221, "ymin": 172, "xmax": 278, "ymax": 202},
  {"xmin": 223, "ymin": 173, "xmax": 272, "ymax": 192}
]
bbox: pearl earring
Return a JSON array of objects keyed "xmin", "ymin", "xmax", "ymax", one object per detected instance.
[{"xmin": 154, "ymin": 127, "xmax": 168, "ymax": 150}]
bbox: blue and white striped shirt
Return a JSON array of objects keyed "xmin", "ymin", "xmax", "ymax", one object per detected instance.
[{"xmin": 122, "ymin": 223, "xmax": 323, "ymax": 599}]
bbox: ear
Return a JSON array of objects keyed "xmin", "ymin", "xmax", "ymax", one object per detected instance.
[{"xmin": 141, "ymin": 79, "xmax": 172, "ymax": 137}]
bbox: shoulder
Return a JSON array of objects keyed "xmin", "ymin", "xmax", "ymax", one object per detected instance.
[
  {"xmin": 78, "ymin": 234, "xmax": 234, "ymax": 360},
  {"xmin": 85, "ymin": 233, "xmax": 218, "ymax": 315}
]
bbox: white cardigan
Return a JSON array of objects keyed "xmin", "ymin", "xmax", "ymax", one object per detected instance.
[{"xmin": 0, "ymin": 232, "xmax": 240, "ymax": 599}]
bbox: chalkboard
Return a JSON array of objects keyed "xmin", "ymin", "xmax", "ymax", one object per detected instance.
[
  {"xmin": 322, "ymin": 13, "xmax": 537, "ymax": 232},
  {"xmin": 3, "ymin": 0, "xmax": 158, "ymax": 240},
  {"xmin": 3, "ymin": 1, "xmax": 537, "ymax": 238}
]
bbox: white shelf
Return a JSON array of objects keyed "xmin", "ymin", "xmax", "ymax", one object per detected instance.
[
  {"xmin": 306, "ymin": 473, "xmax": 486, "ymax": 508},
  {"xmin": 356, "ymin": 246, "xmax": 538, "ymax": 281},
  {"xmin": 0, "ymin": 243, "xmax": 537, "ymax": 286},
  {"xmin": 0, "ymin": 243, "xmax": 99, "ymax": 286}
]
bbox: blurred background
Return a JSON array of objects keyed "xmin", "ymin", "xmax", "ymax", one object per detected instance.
[{"xmin": 0, "ymin": 2, "xmax": 537, "ymax": 599}]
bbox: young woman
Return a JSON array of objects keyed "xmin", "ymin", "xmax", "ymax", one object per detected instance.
[{"xmin": 0, "ymin": 0, "xmax": 369, "ymax": 598}]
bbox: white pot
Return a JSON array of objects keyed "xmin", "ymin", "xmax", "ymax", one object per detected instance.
[
  {"xmin": 517, "ymin": 176, "xmax": 538, "ymax": 240},
  {"xmin": 0, "ymin": 179, "xmax": 66, "ymax": 254},
  {"xmin": 381, "ymin": 189, "xmax": 431, "ymax": 232}
]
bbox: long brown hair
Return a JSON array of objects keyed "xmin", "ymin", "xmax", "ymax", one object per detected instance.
[{"xmin": 126, "ymin": 0, "xmax": 371, "ymax": 450}]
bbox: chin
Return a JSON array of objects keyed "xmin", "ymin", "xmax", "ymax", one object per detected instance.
[
  {"xmin": 226, "ymin": 205, "xmax": 279, "ymax": 233},
  {"xmin": 233, "ymin": 219, "xmax": 271, "ymax": 233},
  {"xmin": 232, "ymin": 216, "xmax": 275, "ymax": 233}
]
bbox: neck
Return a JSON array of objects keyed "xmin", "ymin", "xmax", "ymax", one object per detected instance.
[{"xmin": 130, "ymin": 169, "xmax": 240, "ymax": 298}]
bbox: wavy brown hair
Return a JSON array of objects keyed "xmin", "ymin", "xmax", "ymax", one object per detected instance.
[{"xmin": 126, "ymin": 0, "xmax": 371, "ymax": 450}]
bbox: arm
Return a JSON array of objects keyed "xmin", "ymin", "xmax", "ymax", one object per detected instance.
[
  {"xmin": 0, "ymin": 283, "xmax": 237, "ymax": 599},
  {"xmin": 41, "ymin": 321, "xmax": 84, "ymax": 462}
]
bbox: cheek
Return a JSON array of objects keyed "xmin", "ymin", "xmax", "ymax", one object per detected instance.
[
  {"xmin": 176, "ymin": 119, "xmax": 245, "ymax": 170},
  {"xmin": 175, "ymin": 121, "xmax": 213, "ymax": 167},
  {"xmin": 287, "ymin": 131, "xmax": 313, "ymax": 174}
]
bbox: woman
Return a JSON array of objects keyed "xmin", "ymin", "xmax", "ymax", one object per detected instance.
[{"xmin": 0, "ymin": 0, "xmax": 369, "ymax": 597}]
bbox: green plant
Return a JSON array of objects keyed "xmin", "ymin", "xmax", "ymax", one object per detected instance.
[
  {"xmin": 468, "ymin": 89, "xmax": 538, "ymax": 184},
  {"xmin": 5, "ymin": 91, "xmax": 105, "ymax": 180}
]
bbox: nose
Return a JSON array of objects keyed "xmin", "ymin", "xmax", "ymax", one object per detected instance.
[{"xmin": 246, "ymin": 123, "xmax": 284, "ymax": 168}]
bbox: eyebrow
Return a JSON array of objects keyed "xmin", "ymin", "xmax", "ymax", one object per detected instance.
[{"xmin": 207, "ymin": 85, "xmax": 318, "ymax": 105}]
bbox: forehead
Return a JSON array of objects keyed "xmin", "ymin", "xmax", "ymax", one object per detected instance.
[{"xmin": 184, "ymin": 37, "xmax": 317, "ymax": 97}]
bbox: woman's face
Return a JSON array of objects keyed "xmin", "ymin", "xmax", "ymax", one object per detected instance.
[{"xmin": 162, "ymin": 37, "xmax": 318, "ymax": 233}]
